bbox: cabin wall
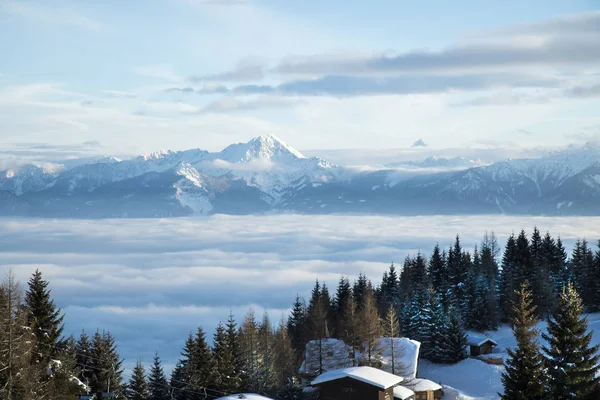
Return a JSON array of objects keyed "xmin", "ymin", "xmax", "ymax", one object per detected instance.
[{"xmin": 316, "ymin": 377, "xmax": 392, "ymax": 400}]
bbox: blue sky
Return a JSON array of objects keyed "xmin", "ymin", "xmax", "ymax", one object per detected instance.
[{"xmin": 1, "ymin": 0, "xmax": 599, "ymax": 159}]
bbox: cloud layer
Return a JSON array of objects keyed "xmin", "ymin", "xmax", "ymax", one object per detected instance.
[{"xmin": 1, "ymin": 214, "xmax": 599, "ymax": 372}]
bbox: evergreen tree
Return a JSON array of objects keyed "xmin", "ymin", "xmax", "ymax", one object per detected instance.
[
  {"xmin": 542, "ymin": 283, "xmax": 600, "ymax": 399},
  {"xmin": 438, "ymin": 309, "xmax": 467, "ymax": 364},
  {"xmin": 420, "ymin": 288, "xmax": 446, "ymax": 362},
  {"xmin": 400, "ymin": 290, "xmax": 427, "ymax": 342},
  {"xmin": 170, "ymin": 361, "xmax": 187, "ymax": 400},
  {"xmin": 499, "ymin": 234, "xmax": 518, "ymax": 321},
  {"xmin": 448, "ymin": 236, "xmax": 468, "ymax": 310},
  {"xmin": 429, "ymin": 244, "xmax": 447, "ymax": 294},
  {"xmin": 500, "ymin": 282, "xmax": 545, "ymax": 400},
  {"xmin": 212, "ymin": 322, "xmax": 237, "ymax": 394},
  {"xmin": 257, "ymin": 312, "xmax": 275, "ymax": 393},
  {"xmin": 76, "ymin": 330, "xmax": 94, "ymax": 388},
  {"xmin": 352, "ymin": 273, "xmax": 369, "ymax": 307},
  {"xmin": 340, "ymin": 294, "xmax": 360, "ymax": 364},
  {"xmin": 126, "ymin": 360, "xmax": 149, "ymax": 400},
  {"xmin": 148, "ymin": 353, "xmax": 170, "ymax": 400},
  {"xmin": 412, "ymin": 252, "xmax": 429, "ymax": 290},
  {"xmin": 239, "ymin": 309, "xmax": 260, "ymax": 392},
  {"xmin": 287, "ymin": 295, "xmax": 307, "ymax": 359},
  {"xmin": 90, "ymin": 330, "xmax": 124, "ymax": 397},
  {"xmin": 187, "ymin": 327, "xmax": 213, "ymax": 396},
  {"xmin": 225, "ymin": 311, "xmax": 243, "ymax": 392},
  {"xmin": 377, "ymin": 265, "xmax": 400, "ymax": 315},
  {"xmin": 334, "ymin": 277, "xmax": 352, "ymax": 335}
]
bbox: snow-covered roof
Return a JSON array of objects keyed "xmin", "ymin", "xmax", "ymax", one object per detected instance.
[
  {"xmin": 403, "ymin": 378, "xmax": 443, "ymax": 392},
  {"xmin": 359, "ymin": 337, "xmax": 421, "ymax": 379},
  {"xmin": 311, "ymin": 366, "xmax": 404, "ymax": 390},
  {"xmin": 393, "ymin": 385, "xmax": 415, "ymax": 400},
  {"xmin": 300, "ymin": 338, "xmax": 354, "ymax": 376},
  {"xmin": 466, "ymin": 332, "xmax": 498, "ymax": 347},
  {"xmin": 215, "ymin": 394, "xmax": 274, "ymax": 400}
]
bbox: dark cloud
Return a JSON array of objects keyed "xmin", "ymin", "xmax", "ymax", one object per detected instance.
[
  {"xmin": 189, "ymin": 64, "xmax": 264, "ymax": 83},
  {"xmin": 564, "ymin": 83, "xmax": 600, "ymax": 98},
  {"xmin": 228, "ymin": 73, "xmax": 560, "ymax": 97}
]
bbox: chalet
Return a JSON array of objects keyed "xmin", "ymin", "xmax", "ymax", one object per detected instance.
[
  {"xmin": 466, "ymin": 333, "xmax": 498, "ymax": 357},
  {"xmin": 215, "ymin": 394, "xmax": 274, "ymax": 400},
  {"xmin": 311, "ymin": 366, "xmax": 403, "ymax": 400},
  {"xmin": 299, "ymin": 338, "xmax": 354, "ymax": 383},
  {"xmin": 402, "ymin": 378, "xmax": 443, "ymax": 400}
]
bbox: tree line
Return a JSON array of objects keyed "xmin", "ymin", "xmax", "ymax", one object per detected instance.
[{"xmin": 2, "ymin": 226, "xmax": 600, "ymax": 399}]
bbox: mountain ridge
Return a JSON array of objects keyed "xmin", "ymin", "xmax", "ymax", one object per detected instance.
[{"xmin": 1, "ymin": 136, "xmax": 600, "ymax": 217}]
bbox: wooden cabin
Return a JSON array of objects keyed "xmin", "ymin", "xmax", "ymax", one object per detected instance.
[
  {"xmin": 466, "ymin": 333, "xmax": 498, "ymax": 357},
  {"xmin": 311, "ymin": 366, "xmax": 404, "ymax": 400},
  {"xmin": 405, "ymin": 378, "xmax": 443, "ymax": 400},
  {"xmin": 393, "ymin": 385, "xmax": 415, "ymax": 400}
]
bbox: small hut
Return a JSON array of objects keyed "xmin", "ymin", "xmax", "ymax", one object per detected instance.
[
  {"xmin": 311, "ymin": 366, "xmax": 403, "ymax": 400},
  {"xmin": 403, "ymin": 378, "xmax": 443, "ymax": 400},
  {"xmin": 466, "ymin": 333, "xmax": 498, "ymax": 357}
]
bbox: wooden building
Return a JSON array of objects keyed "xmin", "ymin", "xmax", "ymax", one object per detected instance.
[
  {"xmin": 466, "ymin": 333, "xmax": 498, "ymax": 357},
  {"xmin": 311, "ymin": 366, "xmax": 404, "ymax": 400},
  {"xmin": 404, "ymin": 378, "xmax": 443, "ymax": 400},
  {"xmin": 393, "ymin": 385, "xmax": 415, "ymax": 400}
]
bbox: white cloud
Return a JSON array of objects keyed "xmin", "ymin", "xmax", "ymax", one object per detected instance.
[
  {"xmin": 1, "ymin": 1, "xmax": 110, "ymax": 33},
  {"xmin": 133, "ymin": 65, "xmax": 182, "ymax": 82}
]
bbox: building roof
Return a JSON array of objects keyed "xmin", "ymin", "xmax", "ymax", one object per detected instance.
[
  {"xmin": 393, "ymin": 385, "xmax": 415, "ymax": 400},
  {"xmin": 404, "ymin": 378, "xmax": 443, "ymax": 392},
  {"xmin": 311, "ymin": 366, "xmax": 404, "ymax": 390},
  {"xmin": 466, "ymin": 332, "xmax": 498, "ymax": 347},
  {"xmin": 215, "ymin": 394, "xmax": 274, "ymax": 400}
]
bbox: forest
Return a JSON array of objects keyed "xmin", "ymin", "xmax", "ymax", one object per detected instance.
[{"xmin": 1, "ymin": 227, "xmax": 600, "ymax": 399}]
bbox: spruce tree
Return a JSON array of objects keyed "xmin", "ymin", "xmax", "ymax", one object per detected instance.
[
  {"xmin": 225, "ymin": 311, "xmax": 243, "ymax": 392},
  {"xmin": 542, "ymin": 283, "xmax": 600, "ymax": 399},
  {"xmin": 149, "ymin": 353, "xmax": 170, "ymax": 400},
  {"xmin": 334, "ymin": 276, "xmax": 352, "ymax": 334},
  {"xmin": 126, "ymin": 360, "xmax": 149, "ymax": 400},
  {"xmin": 76, "ymin": 330, "xmax": 94, "ymax": 388},
  {"xmin": 90, "ymin": 330, "xmax": 124, "ymax": 397},
  {"xmin": 500, "ymin": 282, "xmax": 545, "ymax": 400},
  {"xmin": 421, "ymin": 288, "xmax": 445, "ymax": 362},
  {"xmin": 187, "ymin": 327, "xmax": 213, "ymax": 396},
  {"xmin": 499, "ymin": 234, "xmax": 518, "ymax": 321},
  {"xmin": 438, "ymin": 308, "xmax": 467, "ymax": 364},
  {"xmin": 352, "ymin": 273, "xmax": 369, "ymax": 307},
  {"xmin": 287, "ymin": 295, "xmax": 307, "ymax": 358},
  {"xmin": 212, "ymin": 322, "xmax": 236, "ymax": 394},
  {"xmin": 239, "ymin": 309, "xmax": 260, "ymax": 392},
  {"xmin": 24, "ymin": 269, "xmax": 65, "ymax": 363}
]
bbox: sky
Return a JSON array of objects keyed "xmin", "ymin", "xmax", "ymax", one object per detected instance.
[
  {"xmin": 1, "ymin": 214, "xmax": 599, "ymax": 373},
  {"xmin": 1, "ymin": 0, "xmax": 600, "ymax": 160}
]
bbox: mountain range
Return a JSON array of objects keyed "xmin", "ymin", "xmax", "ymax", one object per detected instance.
[{"xmin": 1, "ymin": 135, "xmax": 600, "ymax": 217}]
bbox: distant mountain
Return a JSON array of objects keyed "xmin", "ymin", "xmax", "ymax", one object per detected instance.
[
  {"xmin": 1, "ymin": 136, "xmax": 600, "ymax": 217},
  {"xmin": 386, "ymin": 156, "xmax": 488, "ymax": 170}
]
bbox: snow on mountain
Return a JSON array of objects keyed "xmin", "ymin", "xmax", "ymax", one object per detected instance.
[
  {"xmin": 172, "ymin": 163, "xmax": 213, "ymax": 214},
  {"xmin": 0, "ymin": 163, "xmax": 65, "ymax": 195},
  {"xmin": 387, "ymin": 156, "xmax": 488, "ymax": 170},
  {"xmin": 215, "ymin": 134, "xmax": 306, "ymax": 163}
]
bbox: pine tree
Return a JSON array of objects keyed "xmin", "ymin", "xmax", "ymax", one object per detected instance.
[
  {"xmin": 76, "ymin": 330, "xmax": 94, "ymax": 389},
  {"xmin": 429, "ymin": 244, "xmax": 448, "ymax": 298},
  {"xmin": 421, "ymin": 288, "xmax": 445, "ymax": 362},
  {"xmin": 239, "ymin": 309, "xmax": 260, "ymax": 392},
  {"xmin": 225, "ymin": 311, "xmax": 243, "ymax": 392},
  {"xmin": 287, "ymin": 295, "xmax": 307, "ymax": 359},
  {"xmin": 24, "ymin": 269, "xmax": 65, "ymax": 363},
  {"xmin": 542, "ymin": 283, "xmax": 600, "ymax": 399},
  {"xmin": 148, "ymin": 353, "xmax": 170, "ymax": 400},
  {"xmin": 90, "ymin": 330, "xmax": 124, "ymax": 397},
  {"xmin": 340, "ymin": 294, "xmax": 360, "ymax": 364},
  {"xmin": 257, "ymin": 312, "xmax": 275, "ymax": 393},
  {"xmin": 126, "ymin": 360, "xmax": 149, "ymax": 400},
  {"xmin": 499, "ymin": 234, "xmax": 518, "ymax": 321},
  {"xmin": 438, "ymin": 308, "xmax": 467, "ymax": 364},
  {"xmin": 170, "ymin": 361, "xmax": 187, "ymax": 400},
  {"xmin": 500, "ymin": 282, "xmax": 545, "ymax": 400},
  {"xmin": 212, "ymin": 322, "xmax": 236, "ymax": 394},
  {"xmin": 353, "ymin": 273, "xmax": 369, "ymax": 307},
  {"xmin": 187, "ymin": 327, "xmax": 213, "ymax": 396},
  {"xmin": 334, "ymin": 277, "xmax": 352, "ymax": 335}
]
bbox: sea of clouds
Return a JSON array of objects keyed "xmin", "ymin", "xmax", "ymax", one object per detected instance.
[{"xmin": 1, "ymin": 214, "xmax": 599, "ymax": 374}]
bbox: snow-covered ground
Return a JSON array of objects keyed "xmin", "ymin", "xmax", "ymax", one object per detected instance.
[{"xmin": 419, "ymin": 314, "xmax": 600, "ymax": 399}]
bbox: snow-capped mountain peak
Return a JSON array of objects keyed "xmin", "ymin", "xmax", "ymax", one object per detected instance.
[{"xmin": 217, "ymin": 134, "xmax": 306, "ymax": 163}]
